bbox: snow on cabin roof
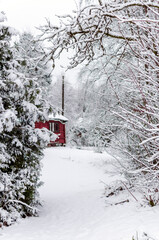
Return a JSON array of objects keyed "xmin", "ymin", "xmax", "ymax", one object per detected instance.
[{"xmin": 49, "ymin": 113, "xmax": 68, "ymax": 122}]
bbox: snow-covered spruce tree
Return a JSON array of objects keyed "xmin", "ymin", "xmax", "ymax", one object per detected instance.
[
  {"xmin": 14, "ymin": 32, "xmax": 52, "ymax": 97},
  {"xmin": 0, "ymin": 13, "xmax": 52, "ymax": 225}
]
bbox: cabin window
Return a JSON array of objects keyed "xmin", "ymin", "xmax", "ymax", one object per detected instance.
[
  {"xmin": 54, "ymin": 123, "xmax": 59, "ymax": 133},
  {"xmin": 49, "ymin": 122, "xmax": 54, "ymax": 132}
]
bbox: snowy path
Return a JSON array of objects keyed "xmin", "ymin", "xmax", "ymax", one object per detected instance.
[{"xmin": 1, "ymin": 147, "xmax": 159, "ymax": 240}]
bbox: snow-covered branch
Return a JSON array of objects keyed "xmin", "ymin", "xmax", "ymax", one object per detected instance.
[{"xmin": 39, "ymin": 1, "xmax": 159, "ymax": 68}]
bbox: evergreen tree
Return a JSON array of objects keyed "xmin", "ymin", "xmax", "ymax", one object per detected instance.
[
  {"xmin": 15, "ymin": 32, "xmax": 52, "ymax": 97},
  {"xmin": 0, "ymin": 13, "xmax": 52, "ymax": 225}
]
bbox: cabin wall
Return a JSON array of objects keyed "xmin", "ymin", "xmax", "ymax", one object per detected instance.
[
  {"xmin": 35, "ymin": 121, "xmax": 49, "ymax": 129},
  {"xmin": 49, "ymin": 120, "xmax": 66, "ymax": 145},
  {"xmin": 35, "ymin": 120, "xmax": 66, "ymax": 146}
]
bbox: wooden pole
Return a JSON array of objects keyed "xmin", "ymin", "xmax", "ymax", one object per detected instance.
[{"xmin": 62, "ymin": 75, "xmax": 64, "ymax": 116}]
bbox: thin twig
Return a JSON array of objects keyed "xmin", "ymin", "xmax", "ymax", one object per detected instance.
[{"xmin": 121, "ymin": 181, "xmax": 138, "ymax": 202}]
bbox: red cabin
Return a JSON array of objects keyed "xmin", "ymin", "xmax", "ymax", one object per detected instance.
[{"xmin": 35, "ymin": 114, "xmax": 68, "ymax": 146}]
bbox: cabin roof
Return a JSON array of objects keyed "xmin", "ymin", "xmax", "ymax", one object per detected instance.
[{"xmin": 48, "ymin": 113, "xmax": 68, "ymax": 122}]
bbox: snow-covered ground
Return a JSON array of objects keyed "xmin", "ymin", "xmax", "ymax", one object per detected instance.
[{"xmin": 0, "ymin": 147, "xmax": 159, "ymax": 240}]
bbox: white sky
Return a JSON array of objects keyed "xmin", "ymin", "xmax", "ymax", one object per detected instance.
[{"xmin": 0, "ymin": 0, "xmax": 77, "ymax": 33}]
